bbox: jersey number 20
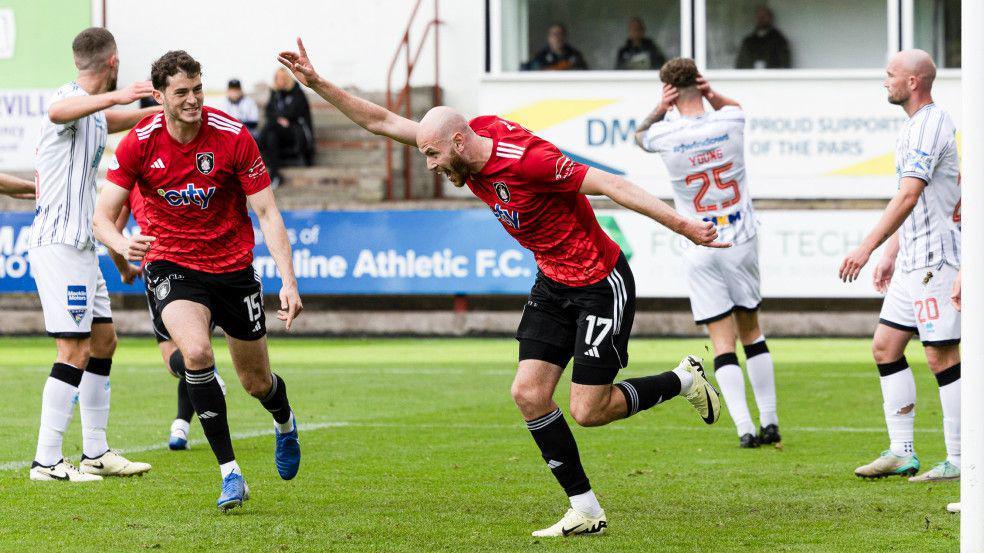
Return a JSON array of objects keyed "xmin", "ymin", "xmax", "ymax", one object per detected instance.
[{"xmin": 685, "ymin": 162, "xmax": 741, "ymax": 213}]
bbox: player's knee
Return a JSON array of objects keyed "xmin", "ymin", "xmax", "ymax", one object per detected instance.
[
  {"xmin": 242, "ymin": 373, "xmax": 271, "ymax": 399},
  {"xmin": 58, "ymin": 339, "xmax": 91, "ymax": 369},
  {"xmin": 92, "ymin": 332, "xmax": 117, "ymax": 358},
  {"xmin": 180, "ymin": 343, "xmax": 214, "ymax": 370},
  {"xmin": 871, "ymin": 340, "xmax": 901, "ymax": 365},
  {"xmin": 511, "ymin": 380, "xmax": 550, "ymax": 414},
  {"xmin": 569, "ymin": 402, "xmax": 605, "ymax": 427}
]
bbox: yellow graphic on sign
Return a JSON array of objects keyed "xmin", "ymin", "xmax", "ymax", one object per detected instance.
[
  {"xmin": 827, "ymin": 132, "xmax": 963, "ymax": 177},
  {"xmin": 501, "ymin": 99, "xmax": 617, "ymax": 132}
]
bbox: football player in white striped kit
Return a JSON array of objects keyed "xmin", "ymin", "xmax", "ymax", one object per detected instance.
[
  {"xmin": 27, "ymin": 28, "xmax": 159, "ymax": 482},
  {"xmin": 636, "ymin": 58, "xmax": 780, "ymax": 448},
  {"xmin": 840, "ymin": 49, "xmax": 961, "ymax": 482}
]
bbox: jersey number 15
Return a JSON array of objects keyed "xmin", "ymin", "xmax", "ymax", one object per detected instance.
[{"xmin": 685, "ymin": 163, "xmax": 740, "ymax": 213}]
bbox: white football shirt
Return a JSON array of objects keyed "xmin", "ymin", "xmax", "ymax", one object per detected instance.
[
  {"xmin": 641, "ymin": 106, "xmax": 755, "ymax": 245},
  {"xmin": 895, "ymin": 102, "xmax": 961, "ymax": 272},
  {"xmin": 30, "ymin": 82, "xmax": 108, "ymax": 251}
]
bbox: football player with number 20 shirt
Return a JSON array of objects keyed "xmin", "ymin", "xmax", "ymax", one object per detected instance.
[{"xmin": 280, "ymin": 37, "xmax": 726, "ymax": 537}]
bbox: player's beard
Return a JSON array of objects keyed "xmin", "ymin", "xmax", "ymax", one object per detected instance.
[
  {"xmin": 887, "ymin": 88, "xmax": 908, "ymax": 105},
  {"xmin": 445, "ymin": 150, "xmax": 471, "ymax": 187}
]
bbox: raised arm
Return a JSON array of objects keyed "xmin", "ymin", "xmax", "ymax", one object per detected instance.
[
  {"xmin": 839, "ymin": 177, "xmax": 924, "ymax": 282},
  {"xmin": 247, "ymin": 187, "xmax": 303, "ymax": 330},
  {"xmin": 49, "ymin": 81, "xmax": 154, "ymax": 128},
  {"xmin": 106, "ymin": 106, "xmax": 162, "ymax": 134},
  {"xmin": 278, "ymin": 37, "xmax": 419, "ymax": 146},
  {"xmin": 696, "ymin": 76, "xmax": 741, "ymax": 110},
  {"xmin": 579, "ymin": 167, "xmax": 729, "ymax": 248},
  {"xmin": 634, "ymin": 83, "xmax": 678, "ymax": 150}
]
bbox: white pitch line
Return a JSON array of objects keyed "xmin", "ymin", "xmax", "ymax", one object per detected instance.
[{"xmin": 0, "ymin": 420, "xmax": 941, "ymax": 472}]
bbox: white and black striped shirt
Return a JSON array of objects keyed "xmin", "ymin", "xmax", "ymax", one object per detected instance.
[
  {"xmin": 895, "ymin": 103, "xmax": 960, "ymax": 273},
  {"xmin": 30, "ymin": 82, "xmax": 108, "ymax": 251}
]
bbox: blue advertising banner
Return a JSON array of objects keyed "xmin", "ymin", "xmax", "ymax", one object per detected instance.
[{"xmin": 0, "ymin": 210, "xmax": 539, "ymax": 295}]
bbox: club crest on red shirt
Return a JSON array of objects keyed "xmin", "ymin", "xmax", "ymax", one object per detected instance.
[
  {"xmin": 196, "ymin": 152, "xmax": 215, "ymax": 175},
  {"xmin": 493, "ymin": 181, "xmax": 511, "ymax": 203}
]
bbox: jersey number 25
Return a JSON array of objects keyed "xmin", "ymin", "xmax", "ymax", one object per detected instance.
[{"xmin": 685, "ymin": 162, "xmax": 740, "ymax": 213}]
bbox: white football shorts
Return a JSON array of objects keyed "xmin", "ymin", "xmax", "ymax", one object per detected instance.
[
  {"xmin": 684, "ymin": 236, "xmax": 762, "ymax": 325},
  {"xmin": 29, "ymin": 244, "xmax": 112, "ymax": 337},
  {"xmin": 879, "ymin": 261, "xmax": 960, "ymax": 346}
]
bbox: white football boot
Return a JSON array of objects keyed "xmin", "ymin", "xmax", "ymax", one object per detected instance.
[
  {"xmin": 532, "ymin": 508, "xmax": 608, "ymax": 537},
  {"xmin": 30, "ymin": 459, "xmax": 102, "ymax": 482},
  {"xmin": 80, "ymin": 450, "xmax": 152, "ymax": 477}
]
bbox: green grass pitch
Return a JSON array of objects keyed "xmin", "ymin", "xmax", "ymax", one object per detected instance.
[{"xmin": 0, "ymin": 336, "xmax": 959, "ymax": 551}]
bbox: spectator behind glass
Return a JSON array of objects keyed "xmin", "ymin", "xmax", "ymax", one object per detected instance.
[
  {"xmin": 522, "ymin": 23, "xmax": 588, "ymax": 71},
  {"xmin": 615, "ymin": 17, "xmax": 667, "ymax": 70},
  {"xmin": 735, "ymin": 5, "xmax": 790, "ymax": 69},
  {"xmin": 217, "ymin": 79, "xmax": 260, "ymax": 140},
  {"xmin": 258, "ymin": 67, "xmax": 315, "ymax": 187}
]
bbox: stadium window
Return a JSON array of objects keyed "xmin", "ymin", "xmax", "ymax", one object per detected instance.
[
  {"xmin": 704, "ymin": 0, "xmax": 888, "ymax": 69},
  {"xmin": 498, "ymin": 0, "xmax": 681, "ymax": 72},
  {"xmin": 913, "ymin": 0, "xmax": 960, "ymax": 68}
]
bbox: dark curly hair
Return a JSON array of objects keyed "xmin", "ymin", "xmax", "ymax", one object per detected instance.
[
  {"xmin": 151, "ymin": 50, "xmax": 202, "ymax": 91},
  {"xmin": 659, "ymin": 57, "xmax": 699, "ymax": 89}
]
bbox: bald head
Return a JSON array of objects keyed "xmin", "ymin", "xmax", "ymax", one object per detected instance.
[
  {"xmin": 885, "ymin": 49, "xmax": 936, "ymax": 109},
  {"xmin": 418, "ymin": 106, "xmax": 472, "ymax": 146},
  {"xmin": 891, "ymin": 49, "xmax": 937, "ymax": 86},
  {"xmin": 417, "ymin": 106, "xmax": 483, "ymax": 187}
]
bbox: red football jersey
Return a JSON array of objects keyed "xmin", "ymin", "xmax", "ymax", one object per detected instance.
[
  {"xmin": 107, "ymin": 107, "xmax": 270, "ymax": 273},
  {"xmin": 467, "ymin": 115, "xmax": 620, "ymax": 287}
]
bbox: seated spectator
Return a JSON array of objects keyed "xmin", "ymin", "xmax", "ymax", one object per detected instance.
[
  {"xmin": 522, "ymin": 24, "xmax": 588, "ymax": 71},
  {"xmin": 217, "ymin": 79, "xmax": 260, "ymax": 140},
  {"xmin": 259, "ymin": 68, "xmax": 315, "ymax": 186},
  {"xmin": 615, "ymin": 17, "xmax": 666, "ymax": 70},
  {"xmin": 735, "ymin": 5, "xmax": 791, "ymax": 69}
]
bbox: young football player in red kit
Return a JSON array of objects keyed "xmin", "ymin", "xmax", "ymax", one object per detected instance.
[
  {"xmin": 280, "ymin": 38, "xmax": 726, "ymax": 536},
  {"xmin": 93, "ymin": 51, "xmax": 303, "ymax": 512}
]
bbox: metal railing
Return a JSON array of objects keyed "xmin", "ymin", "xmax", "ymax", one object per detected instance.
[{"xmin": 385, "ymin": 0, "xmax": 443, "ymax": 200}]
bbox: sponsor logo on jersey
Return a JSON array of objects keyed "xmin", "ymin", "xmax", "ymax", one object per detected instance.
[
  {"xmin": 493, "ymin": 181, "xmax": 511, "ymax": 203},
  {"xmin": 196, "ymin": 152, "xmax": 215, "ymax": 175},
  {"xmin": 672, "ymin": 133, "xmax": 729, "ymax": 154},
  {"xmin": 158, "ymin": 183, "xmax": 216, "ymax": 210},
  {"xmin": 702, "ymin": 211, "xmax": 742, "ymax": 227},
  {"xmin": 151, "ymin": 158, "xmax": 166, "ymax": 169},
  {"xmin": 492, "ymin": 204, "xmax": 520, "ymax": 230}
]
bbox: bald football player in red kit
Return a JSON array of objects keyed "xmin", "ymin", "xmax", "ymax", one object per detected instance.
[{"xmin": 279, "ymin": 38, "xmax": 728, "ymax": 537}]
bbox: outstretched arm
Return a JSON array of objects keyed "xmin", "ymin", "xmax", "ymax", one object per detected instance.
[
  {"xmin": 0, "ymin": 172, "xmax": 35, "ymax": 197},
  {"xmin": 49, "ymin": 81, "xmax": 154, "ymax": 128},
  {"xmin": 579, "ymin": 167, "xmax": 729, "ymax": 248},
  {"xmin": 278, "ymin": 37, "xmax": 419, "ymax": 146},
  {"xmin": 839, "ymin": 177, "xmax": 924, "ymax": 282},
  {"xmin": 106, "ymin": 106, "xmax": 162, "ymax": 134}
]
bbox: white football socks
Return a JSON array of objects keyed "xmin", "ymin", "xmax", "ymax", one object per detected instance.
[
  {"xmin": 714, "ymin": 354, "xmax": 756, "ymax": 437},
  {"xmin": 79, "ymin": 371, "xmax": 111, "ymax": 458},
  {"xmin": 671, "ymin": 366, "xmax": 694, "ymax": 392},
  {"xmin": 744, "ymin": 337, "xmax": 779, "ymax": 427},
  {"xmin": 878, "ymin": 359, "xmax": 916, "ymax": 457},
  {"xmin": 220, "ymin": 460, "xmax": 242, "ymax": 479},
  {"xmin": 35, "ymin": 364, "xmax": 82, "ymax": 466},
  {"xmin": 936, "ymin": 364, "xmax": 961, "ymax": 468},
  {"xmin": 275, "ymin": 411, "xmax": 296, "ymax": 435},
  {"xmin": 569, "ymin": 489, "xmax": 603, "ymax": 518}
]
